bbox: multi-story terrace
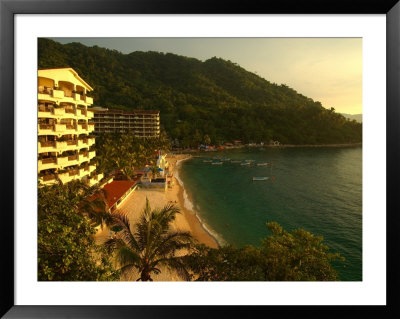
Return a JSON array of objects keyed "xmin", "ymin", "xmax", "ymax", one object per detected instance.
[
  {"xmin": 92, "ymin": 107, "xmax": 160, "ymax": 138},
  {"xmin": 38, "ymin": 67, "xmax": 103, "ymax": 186}
]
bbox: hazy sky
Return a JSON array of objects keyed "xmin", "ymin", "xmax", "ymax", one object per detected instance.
[{"xmin": 51, "ymin": 38, "xmax": 362, "ymax": 114}]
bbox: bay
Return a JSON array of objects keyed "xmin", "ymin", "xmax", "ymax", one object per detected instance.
[{"xmin": 179, "ymin": 147, "xmax": 362, "ymax": 281}]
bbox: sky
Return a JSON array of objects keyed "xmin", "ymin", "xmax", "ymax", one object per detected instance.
[{"xmin": 51, "ymin": 38, "xmax": 362, "ymax": 114}]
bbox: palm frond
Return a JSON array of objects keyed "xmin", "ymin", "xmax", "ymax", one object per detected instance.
[
  {"xmin": 111, "ymin": 211, "xmax": 140, "ymax": 251},
  {"xmin": 119, "ymin": 264, "xmax": 138, "ymax": 279},
  {"xmin": 150, "ymin": 231, "xmax": 194, "ymax": 260},
  {"xmin": 102, "ymin": 197, "xmax": 195, "ymax": 282},
  {"xmin": 158, "ymin": 256, "xmax": 192, "ymax": 281},
  {"xmin": 103, "ymin": 238, "xmax": 126, "ymax": 253},
  {"xmin": 116, "ymin": 246, "xmax": 141, "ymax": 269}
]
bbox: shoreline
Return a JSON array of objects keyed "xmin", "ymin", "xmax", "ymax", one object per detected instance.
[
  {"xmin": 267, "ymin": 142, "xmax": 362, "ymax": 148},
  {"xmin": 93, "ymin": 154, "xmax": 219, "ymax": 280},
  {"xmin": 169, "ymin": 155, "xmax": 220, "ymax": 249},
  {"xmin": 172, "ymin": 142, "xmax": 362, "ymax": 153}
]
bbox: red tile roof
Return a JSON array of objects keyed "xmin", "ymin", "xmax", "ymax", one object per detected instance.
[
  {"xmin": 103, "ymin": 180, "xmax": 136, "ymax": 208},
  {"xmin": 88, "ymin": 180, "xmax": 136, "ymax": 209}
]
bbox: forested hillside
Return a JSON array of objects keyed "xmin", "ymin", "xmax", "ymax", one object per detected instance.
[
  {"xmin": 38, "ymin": 38, "xmax": 362, "ymax": 146},
  {"xmin": 341, "ymin": 113, "xmax": 362, "ymax": 123}
]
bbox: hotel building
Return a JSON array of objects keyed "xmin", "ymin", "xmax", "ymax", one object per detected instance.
[
  {"xmin": 38, "ymin": 67, "xmax": 103, "ymax": 186},
  {"xmin": 92, "ymin": 107, "xmax": 160, "ymax": 138}
]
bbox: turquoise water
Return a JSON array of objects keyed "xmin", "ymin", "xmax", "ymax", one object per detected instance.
[{"xmin": 178, "ymin": 147, "xmax": 362, "ymax": 281}]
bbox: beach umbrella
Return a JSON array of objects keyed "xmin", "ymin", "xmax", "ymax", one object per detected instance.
[{"xmin": 157, "ymin": 168, "xmax": 164, "ymax": 171}]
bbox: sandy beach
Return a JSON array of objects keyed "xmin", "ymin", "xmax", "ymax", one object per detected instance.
[{"xmin": 95, "ymin": 153, "xmax": 218, "ymax": 281}]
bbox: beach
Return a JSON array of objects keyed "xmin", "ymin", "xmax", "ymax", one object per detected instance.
[{"xmin": 95, "ymin": 153, "xmax": 218, "ymax": 281}]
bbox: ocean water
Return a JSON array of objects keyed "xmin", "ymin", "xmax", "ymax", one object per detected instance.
[{"xmin": 178, "ymin": 147, "xmax": 362, "ymax": 281}]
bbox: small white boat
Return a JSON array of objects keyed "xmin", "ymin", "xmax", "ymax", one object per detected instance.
[
  {"xmin": 256, "ymin": 162, "xmax": 268, "ymax": 166},
  {"xmin": 241, "ymin": 162, "xmax": 250, "ymax": 166},
  {"xmin": 252, "ymin": 177, "xmax": 269, "ymax": 181},
  {"xmin": 211, "ymin": 162, "xmax": 223, "ymax": 165},
  {"xmin": 203, "ymin": 160, "xmax": 212, "ymax": 163}
]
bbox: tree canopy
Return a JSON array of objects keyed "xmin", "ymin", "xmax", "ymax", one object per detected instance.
[
  {"xmin": 93, "ymin": 132, "xmax": 171, "ymax": 179},
  {"xmin": 38, "ymin": 180, "xmax": 120, "ymax": 281},
  {"xmin": 105, "ymin": 199, "xmax": 194, "ymax": 281},
  {"xmin": 38, "ymin": 180, "xmax": 344, "ymax": 281},
  {"xmin": 38, "ymin": 38, "xmax": 362, "ymax": 147},
  {"xmin": 184, "ymin": 222, "xmax": 344, "ymax": 281}
]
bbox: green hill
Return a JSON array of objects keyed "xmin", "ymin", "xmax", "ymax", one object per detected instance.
[{"xmin": 38, "ymin": 38, "xmax": 362, "ymax": 147}]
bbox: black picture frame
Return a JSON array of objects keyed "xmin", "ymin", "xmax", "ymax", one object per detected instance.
[{"xmin": 1, "ymin": 0, "xmax": 399, "ymax": 318}]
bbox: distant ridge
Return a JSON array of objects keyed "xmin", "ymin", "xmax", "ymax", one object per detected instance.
[
  {"xmin": 38, "ymin": 38, "xmax": 362, "ymax": 146},
  {"xmin": 340, "ymin": 113, "xmax": 362, "ymax": 123}
]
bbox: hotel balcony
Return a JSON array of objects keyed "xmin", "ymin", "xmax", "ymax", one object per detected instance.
[
  {"xmin": 88, "ymin": 173, "xmax": 103, "ymax": 186},
  {"xmin": 38, "ymin": 157, "xmax": 57, "ymax": 172},
  {"xmin": 87, "ymin": 110, "xmax": 94, "ymax": 118},
  {"xmin": 38, "ymin": 105, "xmax": 94, "ymax": 122},
  {"xmin": 89, "ymin": 150, "xmax": 96, "ymax": 160},
  {"xmin": 38, "ymin": 88, "xmax": 64, "ymax": 101},
  {"xmin": 38, "ymin": 140, "xmax": 80, "ymax": 153},
  {"xmin": 88, "ymin": 137, "xmax": 95, "ymax": 147},
  {"xmin": 39, "ymin": 173, "xmax": 58, "ymax": 186},
  {"xmin": 59, "ymin": 140, "xmax": 79, "ymax": 152},
  {"xmin": 57, "ymin": 171, "xmax": 81, "ymax": 184},
  {"xmin": 88, "ymin": 123, "xmax": 95, "ymax": 133},
  {"xmin": 38, "ymin": 87, "xmax": 93, "ymax": 106},
  {"xmin": 38, "ymin": 140, "xmax": 56, "ymax": 153},
  {"xmin": 79, "ymin": 168, "xmax": 91, "ymax": 179},
  {"xmin": 38, "ymin": 105, "xmax": 60, "ymax": 118},
  {"xmin": 38, "ymin": 124, "xmax": 55, "ymax": 135},
  {"xmin": 77, "ymin": 137, "xmax": 95, "ymax": 148},
  {"xmin": 77, "ymin": 138, "xmax": 88, "ymax": 148},
  {"xmin": 73, "ymin": 92, "xmax": 81, "ymax": 101},
  {"xmin": 64, "ymin": 107, "xmax": 75, "ymax": 116},
  {"xmin": 53, "ymin": 89, "xmax": 65, "ymax": 99},
  {"xmin": 64, "ymin": 124, "xmax": 77, "ymax": 135},
  {"xmin": 39, "ymin": 171, "xmax": 88, "ymax": 185},
  {"xmin": 76, "ymin": 108, "xmax": 87, "ymax": 119},
  {"xmin": 77, "ymin": 123, "xmax": 88, "ymax": 133},
  {"xmin": 86, "ymin": 96, "xmax": 93, "ymax": 104},
  {"xmin": 56, "ymin": 154, "xmax": 79, "ymax": 168},
  {"xmin": 78, "ymin": 95, "xmax": 93, "ymax": 105},
  {"xmin": 78, "ymin": 152, "xmax": 90, "ymax": 164}
]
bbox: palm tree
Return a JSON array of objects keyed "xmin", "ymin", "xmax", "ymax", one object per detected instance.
[
  {"xmin": 38, "ymin": 179, "xmax": 114, "ymax": 229},
  {"xmin": 105, "ymin": 198, "xmax": 194, "ymax": 281},
  {"xmin": 78, "ymin": 183, "xmax": 114, "ymax": 229}
]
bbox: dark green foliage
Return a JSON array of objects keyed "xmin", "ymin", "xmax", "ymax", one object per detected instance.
[
  {"xmin": 93, "ymin": 131, "xmax": 171, "ymax": 179},
  {"xmin": 38, "ymin": 38, "xmax": 362, "ymax": 147},
  {"xmin": 185, "ymin": 222, "xmax": 344, "ymax": 281},
  {"xmin": 105, "ymin": 199, "xmax": 194, "ymax": 281},
  {"xmin": 38, "ymin": 180, "xmax": 120, "ymax": 281}
]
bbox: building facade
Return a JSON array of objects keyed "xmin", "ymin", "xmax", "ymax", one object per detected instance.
[
  {"xmin": 92, "ymin": 107, "xmax": 160, "ymax": 138},
  {"xmin": 38, "ymin": 67, "xmax": 103, "ymax": 186}
]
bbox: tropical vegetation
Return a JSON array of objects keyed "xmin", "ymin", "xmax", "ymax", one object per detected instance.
[
  {"xmin": 93, "ymin": 131, "xmax": 170, "ymax": 179},
  {"xmin": 37, "ymin": 38, "xmax": 348, "ymax": 281},
  {"xmin": 38, "ymin": 180, "xmax": 119, "ymax": 281},
  {"xmin": 105, "ymin": 199, "xmax": 194, "ymax": 281},
  {"xmin": 38, "ymin": 180, "xmax": 344, "ymax": 281},
  {"xmin": 185, "ymin": 222, "xmax": 344, "ymax": 281},
  {"xmin": 38, "ymin": 38, "xmax": 362, "ymax": 148}
]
